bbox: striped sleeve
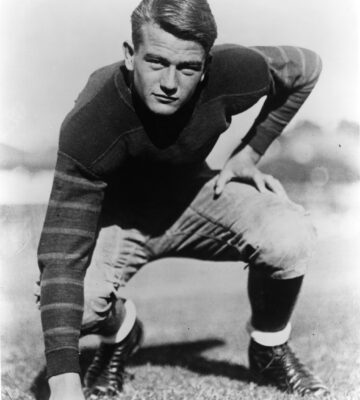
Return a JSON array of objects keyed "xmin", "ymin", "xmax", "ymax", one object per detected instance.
[
  {"xmin": 37, "ymin": 151, "xmax": 106, "ymax": 377},
  {"xmin": 245, "ymin": 46, "xmax": 322, "ymax": 154}
]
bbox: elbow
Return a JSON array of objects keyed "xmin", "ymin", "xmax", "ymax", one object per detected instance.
[
  {"xmin": 312, "ymin": 50, "xmax": 323, "ymax": 82},
  {"xmin": 302, "ymin": 48, "xmax": 323, "ymax": 85}
]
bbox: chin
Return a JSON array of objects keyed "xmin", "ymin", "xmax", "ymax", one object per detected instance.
[{"xmin": 147, "ymin": 101, "xmax": 180, "ymax": 116}]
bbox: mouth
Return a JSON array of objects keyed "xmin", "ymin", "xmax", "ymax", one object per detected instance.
[{"xmin": 153, "ymin": 94, "xmax": 179, "ymax": 103}]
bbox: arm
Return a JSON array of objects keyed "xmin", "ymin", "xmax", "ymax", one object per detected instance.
[
  {"xmin": 38, "ymin": 151, "xmax": 106, "ymax": 397},
  {"xmin": 214, "ymin": 46, "xmax": 322, "ymax": 196}
]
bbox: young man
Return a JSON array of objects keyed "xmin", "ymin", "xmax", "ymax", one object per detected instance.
[{"xmin": 37, "ymin": 0, "xmax": 329, "ymax": 398}]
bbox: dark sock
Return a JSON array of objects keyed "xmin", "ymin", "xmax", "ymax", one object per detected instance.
[{"xmin": 248, "ymin": 268, "xmax": 304, "ymax": 332}]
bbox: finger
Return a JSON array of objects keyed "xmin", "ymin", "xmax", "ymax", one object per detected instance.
[
  {"xmin": 264, "ymin": 175, "xmax": 289, "ymax": 200},
  {"xmin": 214, "ymin": 174, "xmax": 226, "ymax": 196},
  {"xmin": 253, "ymin": 173, "xmax": 268, "ymax": 193},
  {"xmin": 214, "ymin": 170, "xmax": 232, "ymax": 196}
]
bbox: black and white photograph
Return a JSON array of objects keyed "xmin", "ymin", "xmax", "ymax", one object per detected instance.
[{"xmin": 1, "ymin": 1, "xmax": 359, "ymax": 399}]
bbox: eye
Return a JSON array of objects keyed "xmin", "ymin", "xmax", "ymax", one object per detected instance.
[
  {"xmin": 146, "ymin": 59, "xmax": 165, "ymax": 70},
  {"xmin": 179, "ymin": 64, "xmax": 202, "ymax": 77},
  {"xmin": 181, "ymin": 69, "xmax": 196, "ymax": 76}
]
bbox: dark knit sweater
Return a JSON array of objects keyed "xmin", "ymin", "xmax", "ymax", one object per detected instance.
[{"xmin": 38, "ymin": 44, "xmax": 322, "ymax": 377}]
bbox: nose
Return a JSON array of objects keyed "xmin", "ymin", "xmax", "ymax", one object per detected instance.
[{"xmin": 160, "ymin": 66, "xmax": 178, "ymax": 95}]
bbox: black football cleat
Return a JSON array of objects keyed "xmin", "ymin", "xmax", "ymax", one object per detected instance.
[
  {"xmin": 84, "ymin": 319, "xmax": 143, "ymax": 398},
  {"xmin": 249, "ymin": 339, "xmax": 330, "ymax": 397}
]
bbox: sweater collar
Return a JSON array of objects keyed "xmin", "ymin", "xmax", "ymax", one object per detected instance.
[{"xmin": 114, "ymin": 62, "xmax": 135, "ymax": 112}]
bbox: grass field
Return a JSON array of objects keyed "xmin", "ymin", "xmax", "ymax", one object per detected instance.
[{"xmin": 1, "ymin": 201, "xmax": 360, "ymax": 400}]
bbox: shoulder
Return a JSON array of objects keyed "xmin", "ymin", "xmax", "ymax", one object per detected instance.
[
  {"xmin": 62, "ymin": 62, "xmax": 124, "ymax": 127},
  {"xmin": 68, "ymin": 62, "xmax": 123, "ymax": 113},
  {"xmin": 59, "ymin": 62, "xmax": 135, "ymax": 170},
  {"xmin": 203, "ymin": 44, "xmax": 270, "ymax": 100}
]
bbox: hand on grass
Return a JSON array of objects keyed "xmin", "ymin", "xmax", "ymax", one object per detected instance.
[
  {"xmin": 214, "ymin": 145, "xmax": 289, "ymax": 200},
  {"xmin": 49, "ymin": 373, "xmax": 85, "ymax": 400}
]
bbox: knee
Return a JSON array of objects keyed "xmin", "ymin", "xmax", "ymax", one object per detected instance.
[
  {"xmin": 243, "ymin": 195, "xmax": 316, "ymax": 279},
  {"xmin": 81, "ymin": 289, "xmax": 128, "ymax": 337},
  {"xmin": 82, "ymin": 279, "xmax": 117, "ymax": 330}
]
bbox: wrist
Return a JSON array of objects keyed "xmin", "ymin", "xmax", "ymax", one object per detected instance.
[
  {"xmin": 239, "ymin": 145, "xmax": 261, "ymax": 164},
  {"xmin": 49, "ymin": 372, "xmax": 82, "ymax": 391},
  {"xmin": 228, "ymin": 145, "xmax": 261, "ymax": 168},
  {"xmin": 46, "ymin": 348, "xmax": 80, "ymax": 379}
]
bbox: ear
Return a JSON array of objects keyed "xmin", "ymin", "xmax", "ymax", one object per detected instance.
[{"xmin": 123, "ymin": 41, "xmax": 135, "ymax": 71}]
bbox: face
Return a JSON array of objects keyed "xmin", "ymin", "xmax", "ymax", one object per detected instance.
[{"xmin": 124, "ymin": 23, "xmax": 207, "ymax": 116}]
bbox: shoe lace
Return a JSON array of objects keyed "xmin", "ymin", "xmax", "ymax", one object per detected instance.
[
  {"xmin": 84, "ymin": 344, "xmax": 112, "ymax": 389},
  {"xmin": 84, "ymin": 321, "xmax": 143, "ymax": 398},
  {"xmin": 268, "ymin": 344, "xmax": 328, "ymax": 395},
  {"xmin": 85, "ymin": 344, "xmax": 130, "ymax": 398}
]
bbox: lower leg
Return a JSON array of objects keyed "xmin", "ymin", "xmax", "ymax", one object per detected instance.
[
  {"xmin": 81, "ymin": 297, "xmax": 136, "ymax": 342},
  {"xmin": 247, "ymin": 269, "xmax": 330, "ymax": 396},
  {"xmin": 83, "ymin": 299, "xmax": 143, "ymax": 395},
  {"xmin": 93, "ymin": 298, "xmax": 126, "ymax": 337},
  {"xmin": 248, "ymin": 268, "xmax": 304, "ymax": 333},
  {"xmin": 99, "ymin": 299, "xmax": 137, "ymax": 343}
]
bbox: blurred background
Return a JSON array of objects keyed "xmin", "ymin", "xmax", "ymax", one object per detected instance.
[
  {"xmin": 0, "ymin": 0, "xmax": 359, "ymax": 255},
  {"xmin": 0, "ymin": 1, "xmax": 359, "ymax": 398}
]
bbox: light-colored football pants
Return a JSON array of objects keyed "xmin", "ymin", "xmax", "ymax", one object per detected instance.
[{"xmin": 80, "ymin": 176, "xmax": 316, "ymax": 335}]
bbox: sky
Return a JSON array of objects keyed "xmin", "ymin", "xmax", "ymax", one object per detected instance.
[{"xmin": 0, "ymin": 0, "xmax": 359, "ymax": 151}]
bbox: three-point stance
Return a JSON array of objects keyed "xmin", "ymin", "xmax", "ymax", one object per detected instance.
[{"xmin": 37, "ymin": 0, "xmax": 329, "ymax": 398}]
